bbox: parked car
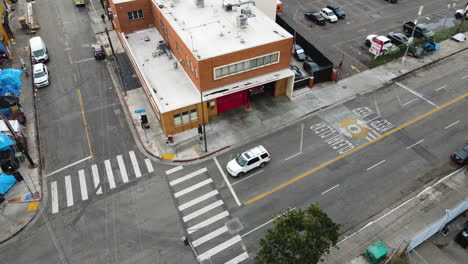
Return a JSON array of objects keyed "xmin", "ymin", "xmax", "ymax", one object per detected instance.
[
  {"xmin": 455, "ymin": 227, "xmax": 468, "ymax": 248},
  {"xmin": 387, "ymin": 32, "xmax": 409, "ymax": 45},
  {"xmin": 451, "ymin": 144, "xmax": 468, "ymax": 165},
  {"xmin": 92, "ymin": 44, "xmax": 106, "ymax": 60},
  {"xmin": 33, "ymin": 63, "xmax": 49, "ymax": 88},
  {"xmin": 320, "ymin": 8, "xmax": 338, "ymax": 23},
  {"xmin": 293, "ymin": 44, "xmax": 308, "ymax": 62},
  {"xmin": 403, "ymin": 22, "xmax": 434, "ymax": 38},
  {"xmin": 455, "ymin": 9, "xmax": 468, "ymax": 19},
  {"xmin": 303, "ymin": 60, "xmax": 320, "ymax": 74},
  {"xmin": 305, "ymin": 12, "xmax": 326, "ymax": 25},
  {"xmin": 226, "ymin": 145, "xmax": 271, "ymax": 177},
  {"xmin": 326, "ymin": 3, "xmax": 346, "ymax": 19},
  {"xmin": 290, "ymin": 65, "xmax": 306, "ymax": 80}
]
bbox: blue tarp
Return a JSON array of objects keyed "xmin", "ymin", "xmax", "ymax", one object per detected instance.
[
  {"xmin": 0, "ymin": 68, "xmax": 23, "ymax": 96},
  {"xmin": 0, "ymin": 172, "xmax": 16, "ymax": 195},
  {"xmin": 0, "ymin": 133, "xmax": 14, "ymax": 151}
]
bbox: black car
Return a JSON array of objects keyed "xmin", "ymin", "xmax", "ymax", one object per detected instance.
[
  {"xmin": 289, "ymin": 65, "xmax": 306, "ymax": 80},
  {"xmin": 92, "ymin": 44, "xmax": 106, "ymax": 60},
  {"xmin": 303, "ymin": 60, "xmax": 320, "ymax": 74},
  {"xmin": 326, "ymin": 3, "xmax": 346, "ymax": 19},
  {"xmin": 293, "ymin": 44, "xmax": 307, "ymax": 62},
  {"xmin": 451, "ymin": 145, "xmax": 468, "ymax": 165},
  {"xmin": 387, "ymin": 32, "xmax": 409, "ymax": 45},
  {"xmin": 305, "ymin": 12, "xmax": 326, "ymax": 25}
]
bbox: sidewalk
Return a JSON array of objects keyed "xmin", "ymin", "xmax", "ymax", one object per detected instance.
[{"xmin": 0, "ymin": 2, "xmax": 42, "ymax": 243}]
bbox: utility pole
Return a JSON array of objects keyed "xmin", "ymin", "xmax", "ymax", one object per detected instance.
[
  {"xmin": 200, "ymin": 92, "xmax": 207, "ymax": 152},
  {"xmin": 0, "ymin": 112, "xmax": 36, "ymax": 167},
  {"xmin": 402, "ymin": 5, "xmax": 424, "ymax": 65}
]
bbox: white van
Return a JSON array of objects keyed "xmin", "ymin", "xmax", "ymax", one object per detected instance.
[
  {"xmin": 226, "ymin": 145, "xmax": 271, "ymax": 177},
  {"xmin": 29, "ymin": 36, "xmax": 48, "ymax": 63}
]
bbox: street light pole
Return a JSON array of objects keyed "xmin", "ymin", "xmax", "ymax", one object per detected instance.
[
  {"xmin": 0, "ymin": 112, "xmax": 36, "ymax": 167},
  {"xmin": 402, "ymin": 5, "xmax": 424, "ymax": 65},
  {"xmin": 200, "ymin": 91, "xmax": 207, "ymax": 152}
]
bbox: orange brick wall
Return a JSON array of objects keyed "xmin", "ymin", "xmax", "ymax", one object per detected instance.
[{"xmin": 111, "ymin": 0, "xmax": 154, "ymax": 34}]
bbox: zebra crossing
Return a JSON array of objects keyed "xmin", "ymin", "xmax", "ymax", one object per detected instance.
[
  {"xmin": 49, "ymin": 151, "xmax": 154, "ymax": 214},
  {"xmin": 166, "ymin": 166, "xmax": 250, "ymax": 264}
]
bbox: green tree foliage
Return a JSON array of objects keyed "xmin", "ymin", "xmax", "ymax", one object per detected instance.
[{"xmin": 255, "ymin": 204, "xmax": 339, "ymax": 264}]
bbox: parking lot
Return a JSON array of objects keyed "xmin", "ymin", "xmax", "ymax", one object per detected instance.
[{"xmin": 281, "ymin": 0, "xmax": 466, "ymax": 78}]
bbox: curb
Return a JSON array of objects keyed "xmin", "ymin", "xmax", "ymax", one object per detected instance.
[{"xmin": 173, "ymin": 146, "xmax": 230, "ymax": 162}]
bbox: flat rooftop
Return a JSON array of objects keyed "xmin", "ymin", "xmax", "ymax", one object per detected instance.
[{"xmin": 153, "ymin": 0, "xmax": 292, "ymax": 60}]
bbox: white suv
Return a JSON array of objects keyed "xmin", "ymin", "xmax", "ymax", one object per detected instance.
[
  {"xmin": 226, "ymin": 145, "xmax": 271, "ymax": 177},
  {"xmin": 33, "ymin": 63, "xmax": 49, "ymax": 88},
  {"xmin": 320, "ymin": 8, "xmax": 338, "ymax": 23}
]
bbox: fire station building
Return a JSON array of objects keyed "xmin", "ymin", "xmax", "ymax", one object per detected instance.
[{"xmin": 108, "ymin": 0, "xmax": 294, "ymax": 135}]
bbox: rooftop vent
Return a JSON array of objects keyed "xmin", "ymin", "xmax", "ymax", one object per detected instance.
[
  {"xmin": 194, "ymin": 0, "xmax": 204, "ymax": 8},
  {"xmin": 241, "ymin": 8, "xmax": 252, "ymax": 16},
  {"xmin": 237, "ymin": 14, "xmax": 248, "ymax": 29}
]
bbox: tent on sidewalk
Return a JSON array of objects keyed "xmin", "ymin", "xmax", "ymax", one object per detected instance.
[{"xmin": 0, "ymin": 68, "xmax": 23, "ymax": 96}]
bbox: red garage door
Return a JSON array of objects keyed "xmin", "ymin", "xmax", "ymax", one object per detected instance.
[{"xmin": 216, "ymin": 90, "xmax": 248, "ymax": 113}]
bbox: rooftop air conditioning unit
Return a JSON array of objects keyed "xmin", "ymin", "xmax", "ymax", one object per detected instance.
[
  {"xmin": 195, "ymin": 0, "xmax": 204, "ymax": 8},
  {"xmin": 237, "ymin": 14, "xmax": 248, "ymax": 29}
]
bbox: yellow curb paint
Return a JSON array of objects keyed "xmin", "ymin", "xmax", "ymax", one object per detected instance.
[
  {"xmin": 163, "ymin": 153, "xmax": 175, "ymax": 160},
  {"xmin": 27, "ymin": 201, "xmax": 39, "ymax": 211},
  {"xmin": 244, "ymin": 94, "xmax": 468, "ymax": 205}
]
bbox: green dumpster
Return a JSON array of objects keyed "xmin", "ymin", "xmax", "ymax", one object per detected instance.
[{"xmin": 363, "ymin": 241, "xmax": 389, "ymax": 264}]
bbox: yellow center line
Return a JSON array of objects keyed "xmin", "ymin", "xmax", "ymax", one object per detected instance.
[
  {"xmin": 76, "ymin": 88, "xmax": 94, "ymax": 159},
  {"xmin": 244, "ymin": 94, "xmax": 468, "ymax": 205}
]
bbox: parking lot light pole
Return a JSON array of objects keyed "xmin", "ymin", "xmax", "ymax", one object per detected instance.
[{"xmin": 402, "ymin": 5, "xmax": 424, "ymax": 65}]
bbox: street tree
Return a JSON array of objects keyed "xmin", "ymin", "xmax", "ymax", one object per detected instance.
[{"xmin": 255, "ymin": 204, "xmax": 339, "ymax": 264}]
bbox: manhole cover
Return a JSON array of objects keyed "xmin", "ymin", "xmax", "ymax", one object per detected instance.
[
  {"xmin": 342, "ymin": 85, "xmax": 347, "ymax": 89},
  {"xmin": 226, "ymin": 217, "xmax": 243, "ymax": 234}
]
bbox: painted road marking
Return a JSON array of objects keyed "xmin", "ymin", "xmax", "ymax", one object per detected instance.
[
  {"xmin": 145, "ymin": 159, "xmax": 154, "ymax": 173},
  {"xmin": 46, "ymin": 156, "xmax": 92, "ymax": 177},
  {"xmin": 462, "ymin": 75, "xmax": 468, "ymax": 80},
  {"xmin": 192, "ymin": 226, "xmax": 229, "ymax": 247},
  {"xmin": 444, "ymin": 120, "xmax": 459, "ymax": 129},
  {"xmin": 72, "ymin": 57, "xmax": 95, "ymax": 64},
  {"xmin": 321, "ymin": 184, "xmax": 340, "ymax": 195},
  {"xmin": 310, "ymin": 122, "xmax": 354, "ymax": 154},
  {"xmin": 166, "ymin": 165, "xmax": 183, "ymax": 175},
  {"xmin": 105, "ymin": 160, "xmax": 116, "ymax": 189},
  {"xmin": 129, "ymin": 151, "xmax": 142, "ymax": 178},
  {"xmin": 406, "ymin": 139, "xmax": 424, "ymax": 149},
  {"xmin": 197, "ymin": 235, "xmax": 241, "ymax": 261},
  {"xmin": 435, "ymin": 85, "xmax": 447, "ymax": 91},
  {"xmin": 179, "ymin": 190, "xmax": 219, "ymax": 211},
  {"xmin": 402, "ymin": 98, "xmax": 418, "ymax": 106},
  {"xmin": 174, "ymin": 178, "xmax": 213, "ymax": 198},
  {"xmin": 76, "ymin": 89, "xmax": 94, "ymax": 159},
  {"xmin": 242, "ymin": 208, "xmax": 296, "ymax": 237},
  {"xmin": 91, "ymin": 164, "xmax": 102, "ymax": 195},
  {"xmin": 232, "ymin": 170, "xmax": 263, "ymax": 186},
  {"xmin": 187, "ymin": 211, "xmax": 229, "ymax": 234},
  {"xmin": 51, "ymin": 181, "xmax": 58, "ymax": 214},
  {"xmin": 183, "ymin": 200, "xmax": 224, "ymax": 222},
  {"xmin": 285, "ymin": 152, "xmax": 302, "ymax": 161},
  {"xmin": 78, "ymin": 170, "xmax": 88, "ymax": 201},
  {"xmin": 214, "ymin": 157, "xmax": 241, "ymax": 206},
  {"xmin": 395, "ymin": 82, "xmax": 438, "ymax": 108},
  {"xmin": 225, "ymin": 252, "xmax": 250, "ymax": 264},
  {"xmin": 65, "ymin": 176, "xmax": 74, "ymax": 207},
  {"xmin": 367, "ymin": 160, "xmax": 386, "ymax": 171},
  {"xmin": 170, "ymin": 168, "xmax": 207, "ymax": 186},
  {"xmin": 117, "ymin": 155, "xmax": 129, "ymax": 183}
]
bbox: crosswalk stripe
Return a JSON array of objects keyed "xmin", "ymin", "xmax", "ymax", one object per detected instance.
[
  {"xmin": 78, "ymin": 170, "xmax": 88, "ymax": 201},
  {"xmin": 187, "ymin": 211, "xmax": 229, "ymax": 234},
  {"xmin": 197, "ymin": 235, "xmax": 242, "ymax": 261},
  {"xmin": 174, "ymin": 178, "xmax": 213, "ymax": 198},
  {"xmin": 179, "ymin": 190, "xmax": 218, "ymax": 211},
  {"xmin": 51, "ymin": 181, "xmax": 58, "ymax": 214},
  {"xmin": 170, "ymin": 168, "xmax": 207, "ymax": 186},
  {"xmin": 117, "ymin": 155, "xmax": 129, "ymax": 183},
  {"xmin": 129, "ymin": 151, "xmax": 142, "ymax": 178},
  {"xmin": 145, "ymin": 159, "xmax": 154, "ymax": 173},
  {"xmin": 192, "ymin": 226, "xmax": 228, "ymax": 247},
  {"xmin": 225, "ymin": 252, "xmax": 249, "ymax": 264},
  {"xmin": 183, "ymin": 200, "xmax": 224, "ymax": 222},
  {"xmin": 105, "ymin": 160, "xmax": 116, "ymax": 189},
  {"xmin": 165, "ymin": 165, "xmax": 183, "ymax": 175},
  {"xmin": 65, "ymin": 176, "xmax": 74, "ymax": 207},
  {"xmin": 92, "ymin": 165, "xmax": 102, "ymax": 195}
]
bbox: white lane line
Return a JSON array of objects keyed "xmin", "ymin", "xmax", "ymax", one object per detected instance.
[
  {"xmin": 462, "ymin": 75, "xmax": 468, "ymax": 80},
  {"xmin": 174, "ymin": 178, "xmax": 212, "ymax": 198},
  {"xmin": 231, "ymin": 170, "xmax": 263, "ymax": 186},
  {"xmin": 197, "ymin": 235, "xmax": 242, "ymax": 261},
  {"xmin": 242, "ymin": 208, "xmax": 296, "ymax": 238},
  {"xmin": 321, "ymin": 184, "xmax": 340, "ymax": 195},
  {"xmin": 46, "ymin": 156, "xmax": 92, "ymax": 177},
  {"xmin": 170, "ymin": 168, "xmax": 207, "ymax": 186},
  {"xmin": 91, "ymin": 165, "xmax": 102, "ymax": 195},
  {"xmin": 78, "ymin": 170, "xmax": 88, "ymax": 201},
  {"xmin": 187, "ymin": 211, "xmax": 230, "ymax": 234},
  {"xmin": 300, "ymin": 123, "xmax": 304, "ymax": 153},
  {"xmin": 406, "ymin": 139, "xmax": 425, "ymax": 149},
  {"xmin": 366, "ymin": 160, "xmax": 386, "ymax": 171},
  {"xmin": 51, "ymin": 181, "xmax": 58, "ymax": 214},
  {"xmin": 444, "ymin": 120, "xmax": 460, "ymax": 129},
  {"xmin": 117, "ymin": 155, "xmax": 129, "ymax": 183},
  {"xmin": 225, "ymin": 252, "xmax": 250, "ymax": 264},
  {"xmin": 128, "ymin": 151, "xmax": 142, "ymax": 178},
  {"xmin": 213, "ymin": 157, "xmax": 241, "ymax": 206},
  {"xmin": 365, "ymin": 136, "xmax": 373, "ymax": 141},
  {"xmin": 395, "ymin": 82, "xmax": 439, "ymax": 108},
  {"xmin": 285, "ymin": 152, "xmax": 302, "ymax": 161},
  {"xmin": 166, "ymin": 165, "xmax": 183, "ymax": 175},
  {"xmin": 105, "ymin": 160, "xmax": 116, "ymax": 189},
  {"xmin": 192, "ymin": 226, "xmax": 228, "ymax": 247},
  {"xmin": 435, "ymin": 85, "xmax": 447, "ymax": 91},
  {"xmin": 183, "ymin": 200, "xmax": 224, "ymax": 222},
  {"xmin": 179, "ymin": 190, "xmax": 218, "ymax": 211},
  {"xmin": 65, "ymin": 176, "xmax": 74, "ymax": 207},
  {"xmin": 401, "ymin": 98, "xmax": 418, "ymax": 106},
  {"xmin": 72, "ymin": 57, "xmax": 96, "ymax": 64},
  {"xmin": 144, "ymin": 159, "xmax": 154, "ymax": 173}
]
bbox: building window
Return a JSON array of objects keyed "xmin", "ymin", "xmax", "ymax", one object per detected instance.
[
  {"xmin": 174, "ymin": 113, "xmax": 182, "ymax": 126},
  {"xmin": 195, "ymin": 68, "xmax": 198, "ymax": 79},
  {"xmin": 213, "ymin": 52, "xmax": 280, "ymax": 79},
  {"xmin": 173, "ymin": 109, "xmax": 198, "ymax": 126},
  {"xmin": 128, "ymin": 10, "xmax": 144, "ymax": 21},
  {"xmin": 176, "ymin": 42, "xmax": 179, "ymax": 53},
  {"xmin": 185, "ymin": 55, "xmax": 189, "ymax": 65},
  {"xmin": 190, "ymin": 61, "xmax": 193, "ymax": 72}
]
